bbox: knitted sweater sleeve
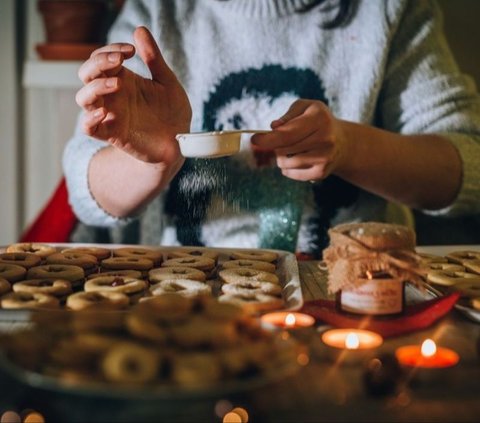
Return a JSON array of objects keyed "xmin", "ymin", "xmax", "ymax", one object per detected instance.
[
  {"xmin": 379, "ymin": 0, "xmax": 480, "ymax": 216},
  {"xmin": 62, "ymin": 0, "xmax": 152, "ymax": 227}
]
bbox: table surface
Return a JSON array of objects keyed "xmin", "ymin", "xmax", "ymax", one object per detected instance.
[{"xmin": 1, "ymin": 245, "xmax": 479, "ymax": 422}]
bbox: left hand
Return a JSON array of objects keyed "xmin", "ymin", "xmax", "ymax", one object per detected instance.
[{"xmin": 251, "ymin": 99, "xmax": 348, "ymax": 182}]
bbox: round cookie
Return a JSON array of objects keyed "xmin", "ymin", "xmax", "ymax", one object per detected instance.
[
  {"xmin": 463, "ymin": 259, "xmax": 480, "ymax": 275},
  {"xmin": 229, "ymin": 249, "xmax": 278, "ymax": 263},
  {"xmin": 88, "ymin": 269, "xmax": 143, "ymax": 280},
  {"xmin": 0, "ymin": 264, "xmax": 27, "ymax": 283},
  {"xmin": 101, "ymin": 342, "xmax": 160, "ymax": 384},
  {"xmin": 61, "ymin": 246, "xmax": 111, "ymax": 261},
  {"xmin": 101, "ymin": 257, "xmax": 154, "ymax": 275},
  {"xmin": 446, "ymin": 250, "xmax": 480, "ymax": 264},
  {"xmin": 221, "ymin": 259, "xmax": 276, "ymax": 273},
  {"xmin": 418, "ymin": 252, "xmax": 448, "ymax": 264},
  {"xmin": 0, "ymin": 252, "xmax": 42, "ymax": 269},
  {"xmin": 0, "ymin": 278, "xmax": 11, "ymax": 296},
  {"xmin": 427, "ymin": 270, "xmax": 480, "ymax": 287},
  {"xmin": 428, "ymin": 263, "xmax": 465, "ymax": 273},
  {"xmin": 149, "ymin": 279, "xmax": 211, "ymax": 298},
  {"xmin": 113, "ymin": 247, "xmax": 164, "ymax": 266},
  {"xmin": 218, "ymin": 292, "xmax": 284, "ymax": 313},
  {"xmin": 84, "ymin": 276, "xmax": 147, "ymax": 303},
  {"xmin": 13, "ymin": 278, "xmax": 72, "ymax": 298},
  {"xmin": 161, "ymin": 256, "xmax": 215, "ymax": 273},
  {"xmin": 6, "ymin": 243, "xmax": 57, "ymax": 259},
  {"xmin": 66, "ymin": 291, "xmax": 130, "ymax": 311},
  {"xmin": 27, "ymin": 264, "xmax": 85, "ymax": 288},
  {"xmin": 0, "ymin": 292, "xmax": 59, "ymax": 309},
  {"xmin": 221, "ymin": 280, "xmax": 282, "ymax": 297},
  {"xmin": 219, "ymin": 268, "xmax": 279, "ymax": 285},
  {"xmin": 149, "ymin": 266, "xmax": 206, "ymax": 284},
  {"xmin": 46, "ymin": 252, "xmax": 98, "ymax": 275},
  {"xmin": 166, "ymin": 248, "xmax": 219, "ymax": 263}
]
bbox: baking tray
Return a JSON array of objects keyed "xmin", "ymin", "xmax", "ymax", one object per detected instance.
[{"xmin": 0, "ymin": 243, "xmax": 303, "ymax": 320}]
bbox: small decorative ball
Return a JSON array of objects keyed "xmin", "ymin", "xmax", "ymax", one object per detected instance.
[{"xmin": 363, "ymin": 353, "xmax": 404, "ymax": 396}]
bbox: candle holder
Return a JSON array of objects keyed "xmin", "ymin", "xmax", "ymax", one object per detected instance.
[
  {"xmin": 395, "ymin": 339, "xmax": 460, "ymax": 385},
  {"xmin": 260, "ymin": 312, "xmax": 316, "ymax": 344},
  {"xmin": 318, "ymin": 328, "xmax": 383, "ymax": 365}
]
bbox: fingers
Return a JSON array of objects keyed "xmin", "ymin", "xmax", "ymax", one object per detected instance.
[
  {"xmin": 134, "ymin": 26, "xmax": 176, "ymax": 84},
  {"xmin": 81, "ymin": 108, "xmax": 107, "ymax": 137},
  {"xmin": 75, "ymin": 77, "xmax": 120, "ymax": 110},
  {"xmin": 270, "ymin": 100, "xmax": 310, "ymax": 128},
  {"xmin": 78, "ymin": 44, "xmax": 135, "ymax": 84}
]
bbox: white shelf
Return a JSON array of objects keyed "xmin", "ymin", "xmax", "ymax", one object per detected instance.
[{"xmin": 23, "ymin": 60, "xmax": 83, "ymax": 89}]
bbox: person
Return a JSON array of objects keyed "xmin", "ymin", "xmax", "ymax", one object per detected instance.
[{"xmin": 63, "ymin": 0, "xmax": 480, "ymax": 258}]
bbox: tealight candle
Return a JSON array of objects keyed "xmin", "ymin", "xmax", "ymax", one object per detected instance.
[
  {"xmin": 321, "ymin": 329, "xmax": 384, "ymax": 350},
  {"xmin": 319, "ymin": 328, "xmax": 383, "ymax": 365},
  {"xmin": 261, "ymin": 311, "xmax": 315, "ymax": 330},
  {"xmin": 395, "ymin": 339, "xmax": 459, "ymax": 368}
]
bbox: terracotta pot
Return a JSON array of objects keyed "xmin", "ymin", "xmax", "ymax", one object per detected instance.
[{"xmin": 38, "ymin": 0, "xmax": 108, "ymax": 44}]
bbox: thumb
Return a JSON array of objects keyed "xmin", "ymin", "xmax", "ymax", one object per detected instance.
[
  {"xmin": 134, "ymin": 26, "xmax": 175, "ymax": 84},
  {"xmin": 271, "ymin": 101, "xmax": 308, "ymax": 128}
]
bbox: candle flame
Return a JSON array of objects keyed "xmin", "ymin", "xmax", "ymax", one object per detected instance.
[
  {"xmin": 285, "ymin": 313, "xmax": 296, "ymax": 327},
  {"xmin": 421, "ymin": 339, "xmax": 437, "ymax": 357},
  {"xmin": 345, "ymin": 332, "xmax": 360, "ymax": 350}
]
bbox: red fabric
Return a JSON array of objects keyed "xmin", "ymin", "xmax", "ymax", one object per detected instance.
[
  {"xmin": 300, "ymin": 291, "xmax": 460, "ymax": 338},
  {"xmin": 20, "ymin": 177, "xmax": 77, "ymax": 243}
]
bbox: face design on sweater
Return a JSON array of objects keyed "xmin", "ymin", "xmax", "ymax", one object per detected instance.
[{"xmin": 167, "ymin": 65, "xmax": 330, "ymax": 250}]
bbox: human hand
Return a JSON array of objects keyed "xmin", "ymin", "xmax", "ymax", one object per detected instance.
[
  {"xmin": 251, "ymin": 99, "xmax": 348, "ymax": 182},
  {"xmin": 76, "ymin": 26, "xmax": 192, "ymax": 165}
]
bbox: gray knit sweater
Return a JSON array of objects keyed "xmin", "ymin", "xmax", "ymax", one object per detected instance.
[{"xmin": 63, "ymin": 0, "xmax": 480, "ymax": 255}]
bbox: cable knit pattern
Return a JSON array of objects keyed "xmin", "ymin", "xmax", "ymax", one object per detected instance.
[{"xmin": 63, "ymin": 0, "xmax": 480, "ymax": 251}]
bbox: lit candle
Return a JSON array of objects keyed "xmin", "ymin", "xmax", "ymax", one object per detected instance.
[
  {"xmin": 321, "ymin": 329, "xmax": 383, "ymax": 350},
  {"xmin": 261, "ymin": 311, "xmax": 315, "ymax": 330},
  {"xmin": 395, "ymin": 339, "xmax": 459, "ymax": 368},
  {"xmin": 319, "ymin": 328, "xmax": 384, "ymax": 365}
]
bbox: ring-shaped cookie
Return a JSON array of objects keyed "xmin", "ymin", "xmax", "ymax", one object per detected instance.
[
  {"xmin": 427, "ymin": 270, "xmax": 480, "ymax": 287},
  {"xmin": 149, "ymin": 279, "xmax": 211, "ymax": 298},
  {"xmin": 88, "ymin": 269, "xmax": 143, "ymax": 280},
  {"xmin": 46, "ymin": 252, "xmax": 98, "ymax": 275},
  {"xmin": 161, "ymin": 256, "xmax": 215, "ymax": 272},
  {"xmin": 149, "ymin": 266, "xmax": 206, "ymax": 284},
  {"xmin": 166, "ymin": 248, "xmax": 219, "ymax": 263},
  {"xmin": 418, "ymin": 253, "xmax": 448, "ymax": 264},
  {"xmin": 84, "ymin": 276, "xmax": 147, "ymax": 295},
  {"xmin": 61, "ymin": 246, "xmax": 111, "ymax": 261},
  {"xmin": 113, "ymin": 247, "xmax": 164, "ymax": 266},
  {"xmin": 66, "ymin": 291, "xmax": 129, "ymax": 311},
  {"xmin": 446, "ymin": 250, "xmax": 480, "ymax": 264},
  {"xmin": 221, "ymin": 259, "xmax": 276, "ymax": 273},
  {"xmin": 0, "ymin": 292, "xmax": 60, "ymax": 309},
  {"xmin": 463, "ymin": 259, "xmax": 480, "ymax": 275},
  {"xmin": 219, "ymin": 268, "xmax": 279, "ymax": 285},
  {"xmin": 6, "ymin": 243, "xmax": 57, "ymax": 259},
  {"xmin": 13, "ymin": 278, "xmax": 72, "ymax": 297},
  {"xmin": 218, "ymin": 292, "xmax": 284, "ymax": 313},
  {"xmin": 428, "ymin": 263, "xmax": 465, "ymax": 273},
  {"xmin": 101, "ymin": 342, "xmax": 160, "ymax": 384},
  {"xmin": 221, "ymin": 280, "xmax": 282, "ymax": 297},
  {"xmin": 0, "ymin": 252, "xmax": 42, "ymax": 269},
  {"xmin": 0, "ymin": 264, "xmax": 27, "ymax": 283},
  {"xmin": 101, "ymin": 257, "xmax": 154, "ymax": 273},
  {"xmin": 229, "ymin": 249, "xmax": 278, "ymax": 263},
  {"xmin": 0, "ymin": 278, "xmax": 11, "ymax": 296},
  {"xmin": 27, "ymin": 264, "xmax": 85, "ymax": 286}
]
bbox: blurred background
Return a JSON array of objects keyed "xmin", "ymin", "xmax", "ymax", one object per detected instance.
[{"xmin": 1, "ymin": 0, "xmax": 480, "ymax": 246}]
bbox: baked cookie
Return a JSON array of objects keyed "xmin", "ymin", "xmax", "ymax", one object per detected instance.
[
  {"xmin": 6, "ymin": 243, "xmax": 57, "ymax": 259},
  {"xmin": 113, "ymin": 247, "xmax": 164, "ymax": 266},
  {"xmin": 0, "ymin": 264, "xmax": 27, "ymax": 283},
  {"xmin": 0, "ymin": 278, "xmax": 11, "ymax": 296},
  {"xmin": 149, "ymin": 279, "xmax": 211, "ymax": 298},
  {"xmin": 85, "ymin": 276, "xmax": 147, "ymax": 303},
  {"xmin": 27, "ymin": 264, "xmax": 85, "ymax": 288},
  {"xmin": 427, "ymin": 270, "xmax": 480, "ymax": 287},
  {"xmin": 229, "ymin": 249, "xmax": 278, "ymax": 263},
  {"xmin": 61, "ymin": 246, "xmax": 112, "ymax": 261},
  {"xmin": 101, "ymin": 257, "xmax": 154, "ymax": 276},
  {"xmin": 46, "ymin": 252, "xmax": 98, "ymax": 276},
  {"xmin": 219, "ymin": 268, "xmax": 279, "ymax": 285},
  {"xmin": 0, "ymin": 252, "xmax": 42, "ymax": 269},
  {"xmin": 66, "ymin": 291, "xmax": 129, "ymax": 311},
  {"xmin": 148, "ymin": 266, "xmax": 206, "ymax": 284},
  {"xmin": 161, "ymin": 256, "xmax": 215, "ymax": 273},
  {"xmin": 221, "ymin": 259, "xmax": 276, "ymax": 273},
  {"xmin": 166, "ymin": 248, "xmax": 219, "ymax": 263},
  {"xmin": 13, "ymin": 278, "xmax": 72, "ymax": 298},
  {"xmin": 0, "ymin": 292, "xmax": 59, "ymax": 309}
]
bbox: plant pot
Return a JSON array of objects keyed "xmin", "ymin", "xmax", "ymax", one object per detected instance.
[{"xmin": 38, "ymin": 0, "xmax": 108, "ymax": 44}]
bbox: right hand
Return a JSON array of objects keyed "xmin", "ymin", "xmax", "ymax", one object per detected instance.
[{"xmin": 76, "ymin": 26, "xmax": 192, "ymax": 165}]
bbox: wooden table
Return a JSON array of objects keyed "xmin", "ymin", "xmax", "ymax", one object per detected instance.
[{"xmin": 0, "ymin": 246, "xmax": 479, "ymax": 422}]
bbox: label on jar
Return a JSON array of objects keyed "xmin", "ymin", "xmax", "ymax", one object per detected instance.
[{"xmin": 340, "ymin": 279, "xmax": 404, "ymax": 315}]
